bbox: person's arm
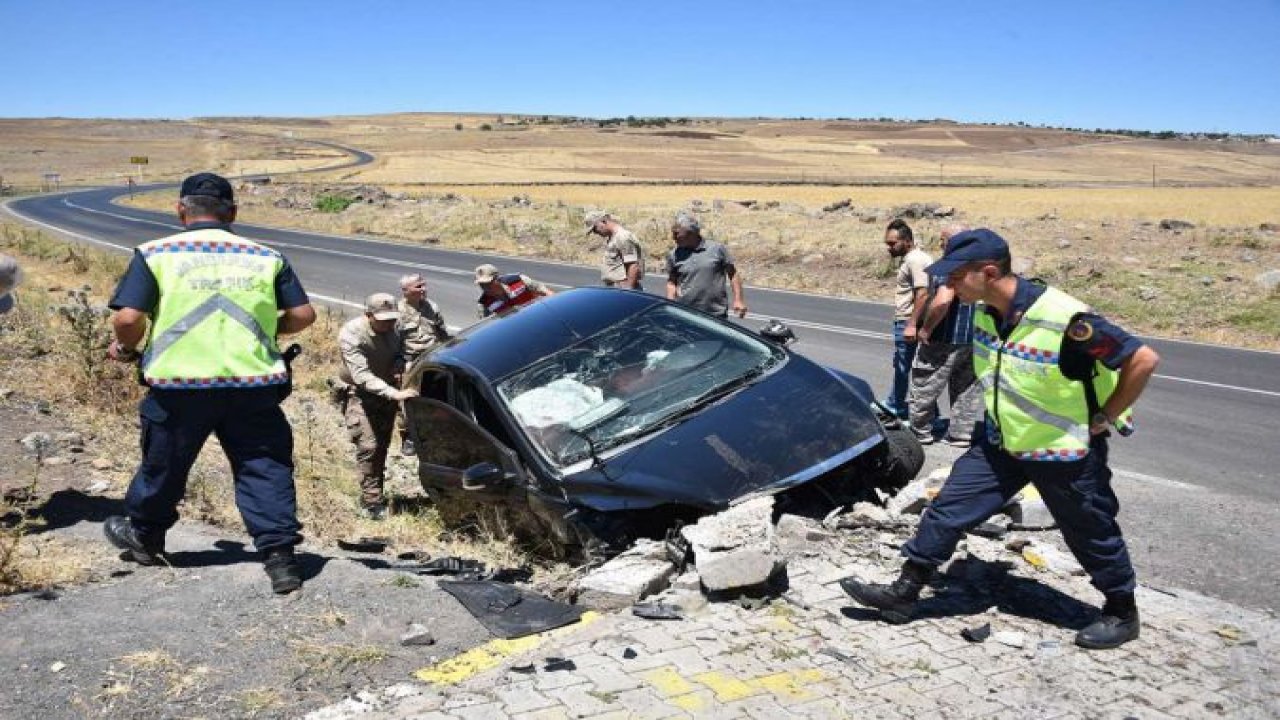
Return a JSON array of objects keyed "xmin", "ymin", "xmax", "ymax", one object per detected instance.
[
  {"xmin": 621, "ymin": 236, "xmax": 643, "ymax": 288},
  {"xmin": 624, "ymin": 261, "xmax": 642, "ymax": 288},
  {"xmin": 111, "ymin": 309, "xmax": 148, "ymax": 359},
  {"xmin": 664, "ymin": 250, "xmax": 680, "ymax": 299},
  {"xmin": 1092, "ymin": 346, "xmax": 1159, "ymax": 434},
  {"xmin": 919, "ymin": 284, "xmax": 953, "ymax": 344},
  {"xmin": 904, "ymin": 256, "xmax": 930, "ymax": 343},
  {"xmin": 521, "ymin": 274, "xmax": 556, "ymax": 297},
  {"xmin": 726, "ymin": 264, "xmax": 747, "ymax": 318},
  {"xmin": 340, "ymin": 336, "xmax": 399, "ymax": 399},
  {"xmin": 278, "ymin": 304, "xmax": 316, "ymax": 335},
  {"xmin": 274, "ymin": 260, "xmax": 316, "ymax": 335},
  {"xmin": 107, "ymin": 250, "xmax": 157, "ymax": 360}
]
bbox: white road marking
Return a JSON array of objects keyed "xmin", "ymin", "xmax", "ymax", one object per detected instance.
[
  {"xmin": 11, "ymin": 195, "xmax": 1280, "ymax": 400},
  {"xmin": 1114, "ymin": 468, "xmax": 1203, "ymax": 491}
]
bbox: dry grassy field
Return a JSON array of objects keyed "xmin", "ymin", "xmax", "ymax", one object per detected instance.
[{"xmin": 5, "ymin": 114, "xmax": 1279, "ymax": 346}]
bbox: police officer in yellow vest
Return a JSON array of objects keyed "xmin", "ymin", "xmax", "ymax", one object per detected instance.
[
  {"xmin": 104, "ymin": 173, "xmax": 317, "ymax": 594},
  {"xmin": 841, "ymin": 229, "xmax": 1160, "ymax": 650}
]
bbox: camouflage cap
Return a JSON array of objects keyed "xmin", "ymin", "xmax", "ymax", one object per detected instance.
[
  {"xmin": 474, "ymin": 263, "xmax": 500, "ymax": 284},
  {"xmin": 364, "ymin": 292, "xmax": 400, "ymax": 320},
  {"xmin": 584, "ymin": 210, "xmax": 609, "ymax": 233}
]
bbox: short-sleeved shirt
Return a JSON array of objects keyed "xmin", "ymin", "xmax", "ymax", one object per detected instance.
[
  {"xmin": 927, "ymin": 278, "xmax": 976, "ymax": 345},
  {"xmin": 108, "ymin": 222, "xmax": 309, "ymax": 313},
  {"xmin": 984, "ymin": 277, "xmax": 1143, "ymax": 371},
  {"xmin": 666, "ymin": 239, "xmax": 734, "ymax": 317},
  {"xmin": 602, "ymin": 227, "xmax": 644, "ymax": 284},
  {"xmin": 894, "ymin": 248, "xmax": 933, "ymax": 320}
]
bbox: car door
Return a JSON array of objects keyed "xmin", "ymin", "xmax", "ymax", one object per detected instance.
[{"xmin": 405, "ymin": 369, "xmax": 526, "ymax": 503}]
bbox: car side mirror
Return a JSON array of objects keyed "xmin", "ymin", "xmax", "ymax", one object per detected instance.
[{"xmin": 462, "ymin": 462, "xmax": 509, "ymax": 491}]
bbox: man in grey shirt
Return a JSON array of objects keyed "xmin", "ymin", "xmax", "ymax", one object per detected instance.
[{"xmin": 664, "ymin": 212, "xmax": 747, "ymax": 318}]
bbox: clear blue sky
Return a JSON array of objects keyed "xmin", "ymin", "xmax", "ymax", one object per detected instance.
[{"xmin": 4, "ymin": 0, "xmax": 1278, "ymax": 134}]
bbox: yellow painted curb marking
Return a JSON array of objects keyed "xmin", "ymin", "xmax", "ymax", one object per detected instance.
[
  {"xmin": 413, "ymin": 612, "xmax": 600, "ymax": 685},
  {"xmin": 692, "ymin": 671, "xmax": 762, "ymax": 702},
  {"xmin": 754, "ymin": 669, "xmax": 825, "ymax": 700},
  {"xmin": 670, "ymin": 691, "xmax": 710, "ymax": 712},
  {"xmin": 645, "ymin": 666, "xmax": 698, "ymax": 697}
]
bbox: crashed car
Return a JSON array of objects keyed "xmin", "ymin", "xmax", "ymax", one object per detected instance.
[{"xmin": 404, "ymin": 287, "xmax": 923, "ymax": 559}]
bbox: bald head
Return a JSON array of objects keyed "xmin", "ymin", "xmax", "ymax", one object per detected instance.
[{"xmin": 940, "ymin": 223, "xmax": 970, "ymax": 248}]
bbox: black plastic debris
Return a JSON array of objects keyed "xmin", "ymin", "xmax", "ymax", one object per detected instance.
[
  {"xmin": 543, "ymin": 657, "xmax": 577, "ymax": 672},
  {"xmin": 412, "ymin": 556, "xmax": 486, "ymax": 577},
  {"xmin": 622, "ymin": 647, "xmax": 638, "ymax": 660},
  {"xmin": 631, "ymin": 602, "xmax": 683, "ymax": 621},
  {"xmin": 439, "ymin": 580, "xmax": 585, "ymax": 640},
  {"xmin": 510, "ymin": 663, "xmax": 536, "ymax": 674},
  {"xmin": 961, "ymin": 623, "xmax": 992, "ymax": 643},
  {"xmin": 337, "ymin": 536, "xmax": 389, "ymax": 553}
]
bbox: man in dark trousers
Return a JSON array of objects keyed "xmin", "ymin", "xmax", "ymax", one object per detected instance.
[
  {"xmin": 840, "ymin": 229, "xmax": 1160, "ymax": 650},
  {"xmin": 104, "ymin": 173, "xmax": 317, "ymax": 594},
  {"xmin": 665, "ymin": 212, "xmax": 747, "ymax": 319}
]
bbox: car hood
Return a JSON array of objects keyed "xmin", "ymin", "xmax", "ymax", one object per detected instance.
[{"xmin": 558, "ymin": 355, "xmax": 885, "ymax": 512}]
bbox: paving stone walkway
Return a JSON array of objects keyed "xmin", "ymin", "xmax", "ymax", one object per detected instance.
[{"xmin": 308, "ymin": 520, "xmax": 1278, "ymax": 720}]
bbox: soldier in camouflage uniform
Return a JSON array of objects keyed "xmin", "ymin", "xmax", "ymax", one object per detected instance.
[{"xmin": 395, "ymin": 273, "xmax": 451, "ymax": 456}]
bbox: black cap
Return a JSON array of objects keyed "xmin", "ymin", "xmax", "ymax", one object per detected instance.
[
  {"xmin": 925, "ymin": 229, "xmax": 1011, "ymax": 278},
  {"xmin": 179, "ymin": 173, "xmax": 235, "ymax": 203}
]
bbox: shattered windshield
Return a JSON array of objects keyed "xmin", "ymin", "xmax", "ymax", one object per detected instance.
[{"xmin": 497, "ymin": 305, "xmax": 784, "ymax": 467}]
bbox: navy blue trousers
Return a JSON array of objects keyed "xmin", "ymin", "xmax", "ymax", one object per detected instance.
[
  {"xmin": 125, "ymin": 387, "xmax": 302, "ymax": 552},
  {"xmin": 903, "ymin": 425, "xmax": 1137, "ymax": 596}
]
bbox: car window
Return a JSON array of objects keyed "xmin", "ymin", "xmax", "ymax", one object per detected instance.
[
  {"xmin": 408, "ymin": 398, "xmax": 510, "ymax": 472},
  {"xmin": 495, "ymin": 304, "xmax": 783, "ymax": 466}
]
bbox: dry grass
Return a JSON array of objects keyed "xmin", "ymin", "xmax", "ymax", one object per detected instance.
[
  {"xmin": 124, "ymin": 183, "xmax": 1280, "ymax": 348},
  {"xmin": 0, "ymin": 118, "xmax": 347, "ymax": 189},
  {"xmin": 0, "ymin": 222, "xmax": 552, "ymax": 591}
]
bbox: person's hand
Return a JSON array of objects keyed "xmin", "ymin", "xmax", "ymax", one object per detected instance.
[
  {"xmin": 904, "ymin": 324, "xmax": 919, "ymax": 343},
  {"xmin": 1089, "ymin": 411, "xmax": 1112, "ymax": 436},
  {"xmin": 390, "ymin": 388, "xmax": 419, "ymax": 402},
  {"xmin": 732, "ymin": 301, "xmax": 748, "ymax": 319},
  {"xmin": 918, "ymin": 327, "xmax": 931, "ymax": 345},
  {"xmin": 107, "ymin": 340, "xmax": 140, "ymax": 363}
]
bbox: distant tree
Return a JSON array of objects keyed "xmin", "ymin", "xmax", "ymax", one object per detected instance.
[
  {"xmin": 454, "ymin": 123, "xmax": 463, "ymax": 131},
  {"xmin": 480, "ymin": 123, "xmax": 493, "ymax": 131}
]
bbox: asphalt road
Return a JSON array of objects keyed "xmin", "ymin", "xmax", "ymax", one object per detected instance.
[{"xmin": 5, "ymin": 169, "xmax": 1279, "ymax": 611}]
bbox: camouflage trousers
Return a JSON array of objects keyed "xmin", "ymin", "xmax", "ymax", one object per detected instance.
[
  {"xmin": 343, "ymin": 392, "xmax": 398, "ymax": 507},
  {"xmin": 907, "ymin": 342, "xmax": 982, "ymax": 442}
]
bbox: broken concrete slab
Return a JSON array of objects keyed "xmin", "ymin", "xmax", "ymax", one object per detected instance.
[
  {"xmin": 776, "ymin": 514, "xmax": 835, "ymax": 554},
  {"xmin": 887, "ymin": 469, "xmax": 948, "ymax": 516},
  {"xmin": 682, "ymin": 497, "xmax": 775, "ymax": 551},
  {"xmin": 836, "ymin": 502, "xmax": 894, "ymax": 528},
  {"xmin": 682, "ymin": 497, "xmax": 784, "ymax": 593},
  {"xmin": 576, "ymin": 539, "xmax": 676, "ymax": 611}
]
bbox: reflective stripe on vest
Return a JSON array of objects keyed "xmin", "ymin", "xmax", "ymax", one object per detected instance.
[
  {"xmin": 479, "ymin": 275, "xmax": 536, "ymax": 316},
  {"xmin": 139, "ymin": 229, "xmax": 286, "ymax": 389},
  {"xmin": 972, "ymin": 286, "xmax": 1134, "ymax": 461}
]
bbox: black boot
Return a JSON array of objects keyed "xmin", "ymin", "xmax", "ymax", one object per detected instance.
[
  {"xmin": 1075, "ymin": 592, "xmax": 1140, "ymax": 650},
  {"xmin": 839, "ymin": 560, "xmax": 932, "ymax": 624},
  {"xmin": 103, "ymin": 515, "xmax": 165, "ymax": 566},
  {"xmin": 263, "ymin": 547, "xmax": 303, "ymax": 595}
]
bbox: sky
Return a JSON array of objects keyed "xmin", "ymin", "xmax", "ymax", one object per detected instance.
[{"xmin": 3, "ymin": 0, "xmax": 1279, "ymax": 134}]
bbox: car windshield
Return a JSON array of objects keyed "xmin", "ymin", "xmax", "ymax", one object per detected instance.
[{"xmin": 496, "ymin": 305, "xmax": 784, "ymax": 467}]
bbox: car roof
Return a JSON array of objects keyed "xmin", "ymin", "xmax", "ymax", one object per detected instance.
[{"xmin": 433, "ymin": 287, "xmax": 666, "ymax": 381}]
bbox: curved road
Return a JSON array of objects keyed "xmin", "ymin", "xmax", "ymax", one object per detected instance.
[{"xmin": 4, "ymin": 146, "xmax": 1278, "ymax": 610}]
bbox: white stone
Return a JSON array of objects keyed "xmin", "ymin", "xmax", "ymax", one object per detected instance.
[
  {"xmin": 400, "ymin": 623, "xmax": 435, "ymax": 646},
  {"xmin": 577, "ymin": 539, "xmax": 676, "ymax": 610},
  {"xmin": 776, "ymin": 514, "xmax": 834, "ymax": 553},
  {"xmin": 670, "ymin": 569, "xmax": 702, "ymax": 593},
  {"xmin": 1008, "ymin": 499, "xmax": 1057, "ymax": 530},
  {"xmin": 887, "ymin": 478, "xmax": 933, "ymax": 515},
  {"xmin": 681, "ymin": 497, "xmax": 775, "ymax": 551},
  {"xmin": 695, "ymin": 541, "xmax": 784, "ymax": 592},
  {"xmin": 994, "ymin": 631, "xmax": 1026, "ymax": 648},
  {"xmin": 839, "ymin": 502, "xmax": 893, "ymax": 528}
]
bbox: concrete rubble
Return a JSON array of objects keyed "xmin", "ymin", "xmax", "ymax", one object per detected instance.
[
  {"xmin": 681, "ymin": 496, "xmax": 785, "ymax": 593},
  {"xmin": 576, "ymin": 539, "xmax": 676, "ymax": 610}
]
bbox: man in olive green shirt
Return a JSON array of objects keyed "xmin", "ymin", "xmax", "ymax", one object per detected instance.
[{"xmin": 585, "ymin": 210, "xmax": 645, "ymax": 290}]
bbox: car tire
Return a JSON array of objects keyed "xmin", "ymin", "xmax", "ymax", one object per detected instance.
[{"xmin": 878, "ymin": 422, "xmax": 925, "ymax": 491}]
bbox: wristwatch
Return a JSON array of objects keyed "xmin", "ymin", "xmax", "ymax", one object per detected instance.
[{"xmin": 1091, "ymin": 411, "xmax": 1112, "ymax": 428}]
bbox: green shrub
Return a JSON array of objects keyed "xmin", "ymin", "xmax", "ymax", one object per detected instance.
[{"xmin": 314, "ymin": 195, "xmax": 356, "ymax": 213}]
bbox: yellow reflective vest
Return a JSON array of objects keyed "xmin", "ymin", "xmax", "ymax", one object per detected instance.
[
  {"xmin": 972, "ymin": 286, "xmax": 1134, "ymax": 461},
  {"xmin": 138, "ymin": 228, "xmax": 287, "ymax": 389}
]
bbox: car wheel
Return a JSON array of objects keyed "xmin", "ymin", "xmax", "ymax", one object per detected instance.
[{"xmin": 878, "ymin": 422, "xmax": 925, "ymax": 491}]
